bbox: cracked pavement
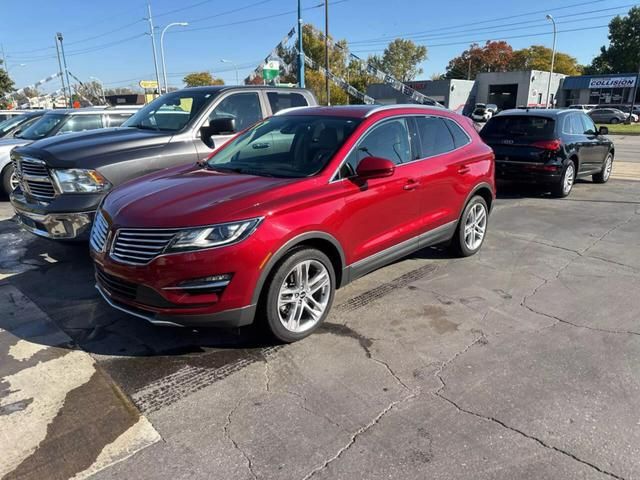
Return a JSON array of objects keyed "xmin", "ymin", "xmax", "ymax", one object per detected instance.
[{"xmin": 1, "ymin": 177, "xmax": 639, "ymax": 479}]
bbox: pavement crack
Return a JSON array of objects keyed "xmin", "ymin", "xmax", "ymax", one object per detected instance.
[
  {"xmin": 223, "ymin": 400, "xmax": 258, "ymax": 480},
  {"xmin": 300, "ymin": 393, "xmax": 416, "ymax": 480}
]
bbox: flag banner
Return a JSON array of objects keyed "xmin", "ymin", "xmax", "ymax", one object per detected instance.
[
  {"xmin": 244, "ymin": 27, "xmax": 297, "ymax": 83},
  {"xmin": 302, "ymin": 53, "xmax": 375, "ymax": 105},
  {"xmin": 306, "ymin": 24, "xmax": 439, "ymax": 106},
  {"xmin": 1, "ymin": 72, "xmax": 62, "ymax": 100}
]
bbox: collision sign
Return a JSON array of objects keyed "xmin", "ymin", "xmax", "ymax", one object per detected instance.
[{"xmin": 588, "ymin": 76, "xmax": 637, "ymax": 88}]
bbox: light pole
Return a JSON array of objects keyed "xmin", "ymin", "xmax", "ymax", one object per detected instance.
[
  {"xmin": 545, "ymin": 14, "xmax": 557, "ymax": 109},
  {"xmin": 297, "ymin": 0, "xmax": 305, "ymax": 88},
  {"xmin": 221, "ymin": 59, "xmax": 239, "ymax": 85},
  {"xmin": 90, "ymin": 76, "xmax": 107, "ymax": 104},
  {"xmin": 324, "ymin": 0, "xmax": 330, "ymax": 105},
  {"xmin": 56, "ymin": 32, "xmax": 73, "ymax": 108},
  {"xmin": 160, "ymin": 22, "xmax": 189, "ymax": 93}
]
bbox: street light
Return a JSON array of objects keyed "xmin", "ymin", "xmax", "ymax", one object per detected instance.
[
  {"xmin": 90, "ymin": 76, "xmax": 107, "ymax": 105},
  {"xmin": 220, "ymin": 59, "xmax": 239, "ymax": 85},
  {"xmin": 160, "ymin": 22, "xmax": 189, "ymax": 93},
  {"xmin": 545, "ymin": 14, "xmax": 557, "ymax": 109}
]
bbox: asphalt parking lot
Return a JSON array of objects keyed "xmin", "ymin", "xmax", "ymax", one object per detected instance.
[{"xmin": 1, "ymin": 155, "xmax": 639, "ymax": 479}]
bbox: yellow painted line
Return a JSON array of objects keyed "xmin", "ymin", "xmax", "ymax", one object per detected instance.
[{"xmin": 612, "ymin": 161, "xmax": 640, "ymax": 181}]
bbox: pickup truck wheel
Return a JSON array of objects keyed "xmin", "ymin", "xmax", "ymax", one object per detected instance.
[
  {"xmin": 1, "ymin": 164, "xmax": 18, "ymax": 197},
  {"xmin": 263, "ymin": 248, "xmax": 335, "ymax": 343},
  {"xmin": 551, "ymin": 160, "xmax": 575, "ymax": 198},
  {"xmin": 451, "ymin": 195, "xmax": 488, "ymax": 257},
  {"xmin": 593, "ymin": 153, "xmax": 613, "ymax": 184}
]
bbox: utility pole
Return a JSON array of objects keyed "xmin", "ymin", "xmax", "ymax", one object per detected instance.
[
  {"xmin": 56, "ymin": 33, "xmax": 73, "ymax": 108},
  {"xmin": 324, "ymin": 0, "xmax": 330, "ymax": 105},
  {"xmin": 628, "ymin": 64, "xmax": 640, "ymax": 124},
  {"xmin": 545, "ymin": 14, "xmax": 557, "ymax": 108},
  {"xmin": 147, "ymin": 2, "xmax": 162, "ymax": 97},
  {"xmin": 54, "ymin": 37, "xmax": 68, "ymax": 108},
  {"xmin": 297, "ymin": 0, "xmax": 305, "ymax": 88}
]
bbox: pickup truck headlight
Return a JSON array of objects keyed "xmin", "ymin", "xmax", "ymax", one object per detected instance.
[
  {"xmin": 165, "ymin": 218, "xmax": 262, "ymax": 252},
  {"xmin": 52, "ymin": 169, "xmax": 111, "ymax": 193}
]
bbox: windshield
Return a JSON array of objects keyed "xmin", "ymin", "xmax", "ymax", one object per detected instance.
[
  {"xmin": 123, "ymin": 90, "xmax": 215, "ymax": 132},
  {"xmin": 207, "ymin": 115, "xmax": 362, "ymax": 178},
  {"xmin": 482, "ymin": 116, "xmax": 555, "ymax": 138},
  {"xmin": 17, "ymin": 114, "xmax": 65, "ymax": 140},
  {"xmin": 0, "ymin": 115, "xmax": 30, "ymax": 136}
]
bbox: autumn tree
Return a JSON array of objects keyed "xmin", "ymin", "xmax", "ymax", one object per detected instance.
[
  {"xmin": 510, "ymin": 45, "xmax": 582, "ymax": 75},
  {"xmin": 0, "ymin": 59, "xmax": 15, "ymax": 108},
  {"xmin": 445, "ymin": 41, "xmax": 514, "ymax": 79},
  {"xmin": 183, "ymin": 72, "xmax": 224, "ymax": 87},
  {"xmin": 369, "ymin": 39, "xmax": 428, "ymax": 82},
  {"xmin": 586, "ymin": 6, "xmax": 640, "ymax": 74}
]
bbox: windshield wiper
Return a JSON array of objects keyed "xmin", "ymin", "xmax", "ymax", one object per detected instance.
[
  {"xmin": 130, "ymin": 124, "xmax": 160, "ymax": 131},
  {"xmin": 208, "ymin": 165, "xmax": 274, "ymax": 177}
]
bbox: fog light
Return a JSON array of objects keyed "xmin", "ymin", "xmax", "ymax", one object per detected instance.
[{"xmin": 163, "ymin": 274, "xmax": 233, "ymax": 294}]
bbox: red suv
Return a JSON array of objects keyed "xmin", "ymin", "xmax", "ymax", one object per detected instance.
[{"xmin": 91, "ymin": 105, "xmax": 495, "ymax": 342}]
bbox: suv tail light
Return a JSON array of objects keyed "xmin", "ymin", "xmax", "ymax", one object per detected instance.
[{"xmin": 531, "ymin": 139, "xmax": 561, "ymax": 151}]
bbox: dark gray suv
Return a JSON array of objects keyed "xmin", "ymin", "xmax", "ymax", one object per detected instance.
[{"xmin": 10, "ymin": 86, "xmax": 316, "ymax": 240}]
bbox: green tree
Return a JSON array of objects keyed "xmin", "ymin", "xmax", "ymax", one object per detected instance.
[
  {"xmin": 183, "ymin": 71, "xmax": 224, "ymax": 87},
  {"xmin": 510, "ymin": 45, "xmax": 582, "ymax": 75},
  {"xmin": 0, "ymin": 59, "xmax": 15, "ymax": 107},
  {"xmin": 586, "ymin": 6, "xmax": 640, "ymax": 74},
  {"xmin": 370, "ymin": 38, "xmax": 427, "ymax": 82},
  {"xmin": 445, "ymin": 41, "xmax": 513, "ymax": 79}
]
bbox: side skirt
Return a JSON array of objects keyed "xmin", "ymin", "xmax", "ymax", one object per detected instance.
[{"xmin": 342, "ymin": 220, "xmax": 457, "ymax": 285}]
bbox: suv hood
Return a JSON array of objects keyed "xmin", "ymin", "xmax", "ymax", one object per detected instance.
[
  {"xmin": 15, "ymin": 127, "xmax": 170, "ymax": 168},
  {"xmin": 103, "ymin": 164, "xmax": 304, "ymax": 228}
]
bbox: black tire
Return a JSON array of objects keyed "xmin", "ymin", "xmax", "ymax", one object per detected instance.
[
  {"xmin": 262, "ymin": 247, "xmax": 336, "ymax": 343},
  {"xmin": 551, "ymin": 159, "xmax": 576, "ymax": 198},
  {"xmin": 610, "ymin": 117, "xmax": 619, "ymax": 124},
  {"xmin": 450, "ymin": 195, "xmax": 489, "ymax": 257},
  {"xmin": 1, "ymin": 164, "xmax": 16, "ymax": 197},
  {"xmin": 593, "ymin": 152, "xmax": 613, "ymax": 184}
]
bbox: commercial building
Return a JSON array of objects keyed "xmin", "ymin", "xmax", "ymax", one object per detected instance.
[
  {"xmin": 366, "ymin": 79, "xmax": 475, "ymax": 112},
  {"xmin": 558, "ymin": 73, "xmax": 640, "ymax": 107}
]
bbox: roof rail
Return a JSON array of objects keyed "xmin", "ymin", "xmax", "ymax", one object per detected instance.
[{"xmin": 363, "ymin": 103, "xmax": 444, "ymax": 118}]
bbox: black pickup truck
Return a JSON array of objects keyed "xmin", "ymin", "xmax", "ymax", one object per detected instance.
[{"xmin": 10, "ymin": 86, "xmax": 316, "ymax": 240}]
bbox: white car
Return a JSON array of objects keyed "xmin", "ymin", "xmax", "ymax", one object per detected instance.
[{"xmin": 471, "ymin": 105, "xmax": 493, "ymax": 122}]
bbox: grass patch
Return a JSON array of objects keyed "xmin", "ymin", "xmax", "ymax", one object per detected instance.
[{"xmin": 599, "ymin": 123, "xmax": 640, "ymax": 135}]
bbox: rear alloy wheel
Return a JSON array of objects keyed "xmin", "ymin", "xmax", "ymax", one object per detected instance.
[
  {"xmin": 551, "ymin": 160, "xmax": 575, "ymax": 198},
  {"xmin": 1, "ymin": 164, "xmax": 18, "ymax": 197},
  {"xmin": 610, "ymin": 118, "xmax": 619, "ymax": 124},
  {"xmin": 264, "ymin": 248, "xmax": 335, "ymax": 342},
  {"xmin": 451, "ymin": 195, "xmax": 489, "ymax": 257},
  {"xmin": 593, "ymin": 153, "xmax": 613, "ymax": 184}
]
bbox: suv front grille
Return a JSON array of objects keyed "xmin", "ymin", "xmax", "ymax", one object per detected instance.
[
  {"xmin": 15, "ymin": 156, "xmax": 57, "ymax": 200},
  {"xmin": 111, "ymin": 228, "xmax": 180, "ymax": 265},
  {"xmin": 96, "ymin": 268, "xmax": 137, "ymax": 300},
  {"xmin": 90, "ymin": 211, "xmax": 109, "ymax": 252}
]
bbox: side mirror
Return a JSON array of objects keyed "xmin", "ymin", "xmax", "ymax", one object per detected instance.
[
  {"xmin": 356, "ymin": 156, "xmax": 396, "ymax": 180},
  {"xmin": 598, "ymin": 126, "xmax": 608, "ymax": 136},
  {"xmin": 12, "ymin": 129, "xmax": 21, "ymax": 138},
  {"xmin": 200, "ymin": 117, "xmax": 236, "ymax": 148}
]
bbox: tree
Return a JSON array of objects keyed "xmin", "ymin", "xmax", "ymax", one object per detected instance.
[
  {"xmin": 510, "ymin": 45, "xmax": 582, "ymax": 75},
  {"xmin": 183, "ymin": 71, "xmax": 224, "ymax": 87},
  {"xmin": 0, "ymin": 59, "xmax": 15, "ymax": 108},
  {"xmin": 586, "ymin": 6, "xmax": 640, "ymax": 74},
  {"xmin": 445, "ymin": 41, "xmax": 513, "ymax": 79},
  {"xmin": 369, "ymin": 39, "xmax": 427, "ymax": 82}
]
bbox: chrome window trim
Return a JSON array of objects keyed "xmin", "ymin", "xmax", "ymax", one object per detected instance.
[{"xmin": 329, "ymin": 114, "xmax": 472, "ymax": 183}]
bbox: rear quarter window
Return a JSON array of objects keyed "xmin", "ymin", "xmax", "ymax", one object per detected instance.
[
  {"xmin": 482, "ymin": 116, "xmax": 555, "ymax": 138},
  {"xmin": 444, "ymin": 118, "xmax": 470, "ymax": 149},
  {"xmin": 267, "ymin": 92, "xmax": 308, "ymax": 114}
]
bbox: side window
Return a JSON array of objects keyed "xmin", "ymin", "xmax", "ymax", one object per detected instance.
[
  {"xmin": 580, "ymin": 114, "xmax": 597, "ymax": 135},
  {"xmin": 415, "ymin": 117, "xmax": 455, "ymax": 158},
  {"xmin": 443, "ymin": 118, "xmax": 470, "ymax": 149},
  {"xmin": 566, "ymin": 114, "xmax": 583, "ymax": 135},
  {"xmin": 106, "ymin": 114, "xmax": 132, "ymax": 128},
  {"xmin": 57, "ymin": 115, "xmax": 104, "ymax": 134},
  {"xmin": 209, "ymin": 92, "xmax": 263, "ymax": 131},
  {"xmin": 266, "ymin": 92, "xmax": 308, "ymax": 114},
  {"xmin": 341, "ymin": 118, "xmax": 411, "ymax": 178}
]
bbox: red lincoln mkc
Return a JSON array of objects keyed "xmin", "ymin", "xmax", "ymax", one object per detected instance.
[{"xmin": 91, "ymin": 105, "xmax": 495, "ymax": 342}]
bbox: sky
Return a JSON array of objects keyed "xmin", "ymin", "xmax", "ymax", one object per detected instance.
[{"xmin": 0, "ymin": 0, "xmax": 632, "ymax": 94}]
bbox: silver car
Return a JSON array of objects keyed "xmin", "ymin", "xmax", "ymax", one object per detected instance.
[{"xmin": 588, "ymin": 108, "xmax": 637, "ymax": 125}]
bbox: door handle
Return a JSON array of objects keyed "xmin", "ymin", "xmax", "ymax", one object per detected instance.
[
  {"xmin": 403, "ymin": 179, "xmax": 420, "ymax": 191},
  {"xmin": 458, "ymin": 165, "xmax": 471, "ymax": 174}
]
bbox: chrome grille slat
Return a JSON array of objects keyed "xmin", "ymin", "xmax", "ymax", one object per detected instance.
[
  {"xmin": 90, "ymin": 211, "xmax": 109, "ymax": 252},
  {"xmin": 110, "ymin": 227, "xmax": 179, "ymax": 265},
  {"xmin": 16, "ymin": 156, "xmax": 57, "ymax": 200}
]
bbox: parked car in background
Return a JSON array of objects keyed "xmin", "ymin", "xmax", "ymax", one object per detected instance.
[
  {"xmin": 588, "ymin": 108, "xmax": 637, "ymax": 124},
  {"xmin": 0, "ymin": 110, "xmax": 29, "ymax": 122},
  {"xmin": 471, "ymin": 104, "xmax": 493, "ymax": 122},
  {"xmin": 568, "ymin": 104, "xmax": 596, "ymax": 112},
  {"xmin": 480, "ymin": 109, "xmax": 614, "ymax": 197},
  {"xmin": 10, "ymin": 86, "xmax": 316, "ymax": 239},
  {"xmin": 0, "ymin": 110, "xmax": 46, "ymax": 139},
  {"xmin": 1, "ymin": 107, "xmax": 137, "ymax": 196},
  {"xmin": 486, "ymin": 104, "xmax": 498, "ymax": 114},
  {"xmin": 90, "ymin": 104, "xmax": 495, "ymax": 341}
]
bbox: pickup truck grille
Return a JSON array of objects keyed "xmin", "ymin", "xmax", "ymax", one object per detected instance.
[
  {"xmin": 14, "ymin": 156, "xmax": 57, "ymax": 200},
  {"xmin": 111, "ymin": 228, "xmax": 180, "ymax": 265},
  {"xmin": 90, "ymin": 211, "xmax": 110, "ymax": 252}
]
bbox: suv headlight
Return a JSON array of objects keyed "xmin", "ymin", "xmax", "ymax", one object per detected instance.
[
  {"xmin": 165, "ymin": 218, "xmax": 262, "ymax": 252},
  {"xmin": 52, "ymin": 169, "xmax": 111, "ymax": 193}
]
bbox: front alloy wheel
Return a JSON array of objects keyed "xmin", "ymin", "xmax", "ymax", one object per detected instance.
[{"xmin": 264, "ymin": 248, "xmax": 335, "ymax": 342}]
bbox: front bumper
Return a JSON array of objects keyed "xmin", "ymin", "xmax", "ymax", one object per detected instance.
[{"xmin": 495, "ymin": 160, "xmax": 562, "ymax": 183}]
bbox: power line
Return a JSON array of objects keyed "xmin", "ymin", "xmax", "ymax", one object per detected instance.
[{"xmin": 182, "ymin": 0, "xmax": 278, "ymax": 25}]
